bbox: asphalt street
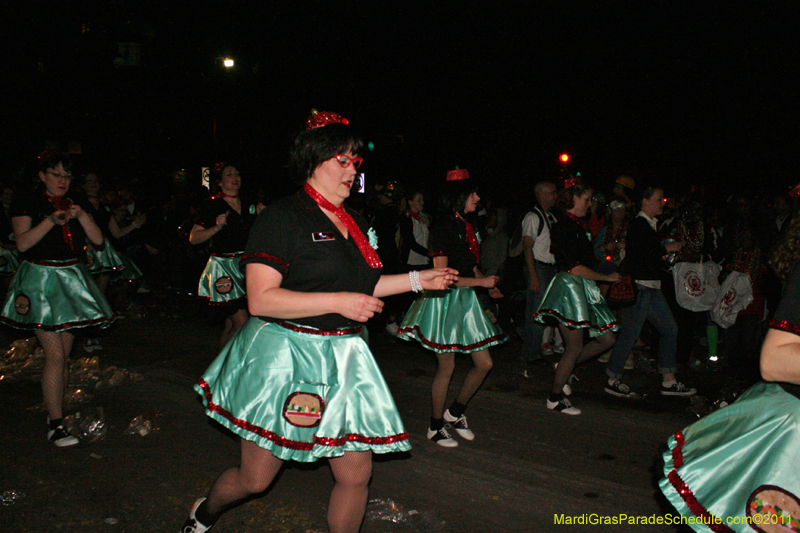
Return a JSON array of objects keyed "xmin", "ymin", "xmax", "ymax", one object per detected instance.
[{"xmin": 0, "ymin": 291, "xmax": 757, "ymax": 532}]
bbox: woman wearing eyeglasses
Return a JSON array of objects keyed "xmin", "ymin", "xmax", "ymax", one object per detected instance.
[
  {"xmin": 0, "ymin": 150, "xmax": 114, "ymax": 447},
  {"xmin": 180, "ymin": 111, "xmax": 457, "ymax": 533},
  {"xmin": 190, "ymin": 163, "xmax": 258, "ymax": 348},
  {"xmin": 398, "ymin": 170, "xmax": 508, "ymax": 448}
]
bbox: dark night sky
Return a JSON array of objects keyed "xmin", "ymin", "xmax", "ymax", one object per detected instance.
[{"xmin": 2, "ymin": 2, "xmax": 799, "ymax": 201}]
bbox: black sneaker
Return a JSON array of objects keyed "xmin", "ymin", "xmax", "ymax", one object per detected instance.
[
  {"xmin": 661, "ymin": 382, "xmax": 697, "ymax": 396},
  {"xmin": 546, "ymin": 397, "xmax": 581, "ymax": 415},
  {"xmin": 604, "ymin": 380, "xmax": 641, "ymax": 399},
  {"xmin": 426, "ymin": 426, "xmax": 458, "ymax": 447},
  {"xmin": 181, "ymin": 498, "xmax": 214, "ymax": 532},
  {"xmin": 48, "ymin": 425, "xmax": 79, "ymax": 447},
  {"xmin": 443, "ymin": 409, "xmax": 474, "ymax": 440}
]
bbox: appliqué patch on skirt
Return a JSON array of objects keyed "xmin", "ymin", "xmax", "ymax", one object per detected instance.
[
  {"xmin": 215, "ymin": 276, "xmax": 233, "ymax": 294},
  {"xmin": 746, "ymin": 485, "xmax": 800, "ymax": 533},
  {"xmin": 14, "ymin": 294, "xmax": 31, "ymax": 315},
  {"xmin": 283, "ymin": 391, "xmax": 325, "ymax": 427}
]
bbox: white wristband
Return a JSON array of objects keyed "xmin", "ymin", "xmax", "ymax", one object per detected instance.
[{"xmin": 409, "ymin": 270, "xmax": 423, "ymax": 293}]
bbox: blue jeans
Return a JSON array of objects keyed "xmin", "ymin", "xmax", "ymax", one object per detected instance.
[
  {"xmin": 521, "ymin": 262, "xmax": 557, "ymax": 363},
  {"xmin": 606, "ymin": 286, "xmax": 678, "ymax": 379}
]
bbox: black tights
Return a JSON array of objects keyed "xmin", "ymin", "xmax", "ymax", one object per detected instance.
[{"xmin": 552, "ymin": 325, "xmax": 615, "ymax": 395}]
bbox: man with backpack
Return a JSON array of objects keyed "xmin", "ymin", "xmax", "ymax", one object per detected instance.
[{"xmin": 520, "ymin": 180, "xmax": 559, "ymax": 374}]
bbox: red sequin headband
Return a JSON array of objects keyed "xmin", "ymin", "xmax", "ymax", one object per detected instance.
[
  {"xmin": 564, "ymin": 176, "xmax": 583, "ymax": 188},
  {"xmin": 446, "ymin": 169, "xmax": 470, "ymax": 181},
  {"xmin": 213, "ymin": 161, "xmax": 228, "ymax": 174},
  {"xmin": 790, "ymin": 183, "xmax": 800, "ymax": 199},
  {"xmin": 306, "ymin": 110, "xmax": 349, "ymax": 130}
]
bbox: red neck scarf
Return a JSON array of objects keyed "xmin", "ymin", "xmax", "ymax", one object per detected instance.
[
  {"xmin": 566, "ymin": 211, "xmax": 589, "ymax": 232},
  {"xmin": 408, "ymin": 210, "xmax": 428, "ymax": 225},
  {"xmin": 303, "ymin": 183, "xmax": 382, "ymax": 269},
  {"xmin": 220, "ymin": 193, "xmax": 238, "ymax": 199},
  {"xmin": 455, "ymin": 212, "xmax": 481, "ymax": 265},
  {"xmin": 46, "ymin": 193, "xmax": 75, "ymax": 250}
]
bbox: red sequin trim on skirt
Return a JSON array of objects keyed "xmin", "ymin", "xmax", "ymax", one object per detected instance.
[
  {"xmin": 665, "ymin": 430, "xmax": 734, "ymax": 533},
  {"xmin": 197, "ymin": 378, "xmax": 409, "ymax": 450}
]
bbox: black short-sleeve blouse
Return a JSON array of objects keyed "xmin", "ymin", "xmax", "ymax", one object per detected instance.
[
  {"xmin": 771, "ymin": 264, "xmax": 800, "ymax": 335},
  {"xmin": 241, "ymin": 190, "xmax": 382, "ymax": 331},
  {"xmin": 429, "ymin": 214, "xmax": 478, "ymax": 275},
  {"xmin": 550, "ymin": 214, "xmax": 596, "ymax": 272},
  {"xmin": 10, "ymin": 192, "xmax": 88, "ymax": 261},
  {"xmin": 195, "ymin": 196, "xmax": 256, "ymax": 253}
]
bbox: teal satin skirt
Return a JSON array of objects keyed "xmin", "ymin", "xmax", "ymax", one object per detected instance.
[
  {"xmin": 0, "ymin": 247, "xmax": 20, "ymax": 276},
  {"xmin": 533, "ymin": 272, "xmax": 619, "ymax": 337},
  {"xmin": 397, "ymin": 286, "xmax": 508, "ymax": 353},
  {"xmin": 112, "ymin": 253, "xmax": 143, "ymax": 281},
  {"xmin": 195, "ymin": 318, "xmax": 411, "ymax": 462},
  {"xmin": 0, "ymin": 259, "xmax": 115, "ymax": 331},
  {"xmin": 85, "ymin": 239, "xmax": 126, "ymax": 274},
  {"xmin": 660, "ymin": 382, "xmax": 800, "ymax": 532},
  {"xmin": 198, "ymin": 253, "xmax": 246, "ymax": 304}
]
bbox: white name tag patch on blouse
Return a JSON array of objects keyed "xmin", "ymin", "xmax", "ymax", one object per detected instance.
[{"xmin": 312, "ymin": 232, "xmax": 336, "ymax": 242}]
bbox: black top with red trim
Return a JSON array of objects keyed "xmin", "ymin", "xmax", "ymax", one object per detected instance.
[
  {"xmin": 429, "ymin": 213, "xmax": 479, "ymax": 275},
  {"xmin": 767, "ymin": 263, "xmax": 800, "ymax": 398},
  {"xmin": 769, "ymin": 263, "xmax": 800, "ymax": 335},
  {"xmin": 195, "ymin": 196, "xmax": 256, "ymax": 253},
  {"xmin": 241, "ymin": 190, "xmax": 381, "ymax": 331},
  {"xmin": 550, "ymin": 213, "xmax": 595, "ymax": 272},
  {"xmin": 10, "ymin": 192, "xmax": 88, "ymax": 261}
]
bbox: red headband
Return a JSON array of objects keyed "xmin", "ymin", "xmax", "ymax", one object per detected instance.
[
  {"xmin": 446, "ymin": 169, "xmax": 470, "ymax": 181},
  {"xmin": 306, "ymin": 110, "xmax": 349, "ymax": 130},
  {"xmin": 564, "ymin": 176, "xmax": 583, "ymax": 189},
  {"xmin": 790, "ymin": 184, "xmax": 800, "ymax": 199}
]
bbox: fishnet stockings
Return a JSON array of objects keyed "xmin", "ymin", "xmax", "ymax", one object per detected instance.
[
  {"xmin": 327, "ymin": 451, "xmax": 373, "ymax": 533},
  {"xmin": 204, "ymin": 439, "xmax": 283, "ymax": 517},
  {"xmin": 203, "ymin": 441, "xmax": 372, "ymax": 533},
  {"xmin": 36, "ymin": 330, "xmax": 74, "ymax": 420}
]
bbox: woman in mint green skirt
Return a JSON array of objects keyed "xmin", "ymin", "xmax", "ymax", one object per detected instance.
[
  {"xmin": 533, "ymin": 178, "xmax": 620, "ymax": 416},
  {"xmin": 180, "ymin": 111, "xmax": 456, "ymax": 533},
  {"xmin": 0, "ymin": 151, "xmax": 114, "ymax": 447},
  {"xmin": 398, "ymin": 169, "xmax": 508, "ymax": 448},
  {"xmin": 659, "ymin": 215, "xmax": 800, "ymax": 532}
]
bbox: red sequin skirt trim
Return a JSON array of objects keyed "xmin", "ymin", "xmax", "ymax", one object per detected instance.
[{"xmin": 197, "ymin": 378, "xmax": 409, "ymax": 450}]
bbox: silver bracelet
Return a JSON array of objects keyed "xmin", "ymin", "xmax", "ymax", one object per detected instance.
[{"xmin": 409, "ymin": 270, "xmax": 423, "ymax": 293}]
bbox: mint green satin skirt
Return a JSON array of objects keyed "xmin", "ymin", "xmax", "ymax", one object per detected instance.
[
  {"xmin": 198, "ymin": 253, "xmax": 246, "ymax": 303},
  {"xmin": 533, "ymin": 272, "xmax": 619, "ymax": 337},
  {"xmin": 0, "ymin": 247, "xmax": 20, "ymax": 276},
  {"xmin": 397, "ymin": 286, "xmax": 508, "ymax": 353},
  {"xmin": 195, "ymin": 318, "xmax": 411, "ymax": 462},
  {"xmin": 660, "ymin": 382, "xmax": 800, "ymax": 532},
  {"xmin": 0, "ymin": 259, "xmax": 115, "ymax": 331},
  {"xmin": 86, "ymin": 239, "xmax": 126, "ymax": 274},
  {"xmin": 112, "ymin": 253, "xmax": 142, "ymax": 281}
]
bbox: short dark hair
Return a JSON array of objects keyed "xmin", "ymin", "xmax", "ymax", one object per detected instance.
[
  {"xmin": 37, "ymin": 150, "xmax": 73, "ymax": 174},
  {"xmin": 290, "ymin": 123, "xmax": 364, "ymax": 185},
  {"xmin": 440, "ymin": 179, "xmax": 478, "ymax": 215}
]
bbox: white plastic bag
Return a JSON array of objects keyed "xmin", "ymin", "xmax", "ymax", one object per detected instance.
[
  {"xmin": 710, "ymin": 272, "xmax": 753, "ymax": 328},
  {"xmin": 673, "ymin": 260, "xmax": 721, "ymax": 312}
]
